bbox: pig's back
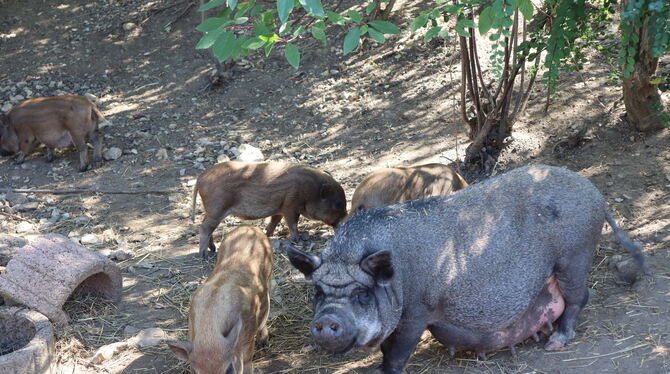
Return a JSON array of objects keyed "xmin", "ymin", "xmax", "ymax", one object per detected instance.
[{"xmin": 350, "ymin": 165, "xmax": 605, "ymax": 331}]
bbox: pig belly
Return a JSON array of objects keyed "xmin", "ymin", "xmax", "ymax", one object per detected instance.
[
  {"xmin": 428, "ymin": 276, "xmax": 565, "ymax": 353},
  {"xmin": 39, "ymin": 131, "xmax": 73, "ymax": 149}
]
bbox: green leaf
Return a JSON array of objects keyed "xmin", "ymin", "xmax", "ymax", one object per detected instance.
[
  {"xmin": 199, "ymin": 0, "xmax": 225, "ymax": 11},
  {"xmin": 424, "ymin": 26, "xmax": 441, "ymax": 41},
  {"xmin": 411, "ymin": 14, "xmax": 429, "ymax": 32},
  {"xmin": 489, "ymin": 32, "xmax": 500, "ymax": 41},
  {"xmin": 284, "ymin": 43, "xmax": 300, "ymax": 69},
  {"xmin": 277, "ymin": 0, "xmax": 293, "ymax": 24},
  {"xmin": 212, "ymin": 31, "xmax": 236, "ymax": 62},
  {"xmin": 455, "ymin": 26, "xmax": 470, "ymax": 37},
  {"xmin": 458, "ymin": 18, "xmax": 475, "ymax": 29},
  {"xmin": 360, "ymin": 24, "xmax": 369, "ymax": 35},
  {"xmin": 312, "ymin": 25, "xmax": 328, "ymax": 44},
  {"xmin": 195, "ymin": 28, "xmax": 225, "ymax": 49},
  {"xmin": 347, "ymin": 10, "xmax": 362, "ymax": 23},
  {"xmin": 365, "ymin": 2, "xmax": 377, "ymax": 15},
  {"xmin": 327, "ymin": 11, "xmax": 346, "ymax": 25},
  {"xmin": 368, "ymin": 28, "xmax": 385, "ymax": 43},
  {"xmin": 368, "ymin": 20, "xmax": 400, "ymax": 34},
  {"xmin": 196, "ymin": 17, "xmax": 228, "ymax": 32},
  {"xmin": 227, "ymin": 0, "xmax": 238, "ymax": 10},
  {"xmin": 518, "ymin": 0, "xmax": 533, "ymax": 20},
  {"xmin": 300, "ymin": 0, "xmax": 325, "ymax": 17},
  {"xmin": 234, "ymin": 1, "xmax": 254, "ymax": 18},
  {"xmin": 313, "ymin": 20, "xmax": 326, "ymax": 29},
  {"xmin": 438, "ymin": 27, "xmax": 449, "ymax": 39},
  {"xmin": 293, "ymin": 25, "xmax": 306, "ymax": 36},
  {"xmin": 259, "ymin": 33, "xmax": 279, "ymax": 42},
  {"xmin": 264, "ymin": 43, "xmax": 273, "ymax": 56},
  {"xmin": 478, "ymin": 7, "xmax": 494, "ymax": 35},
  {"xmin": 343, "ymin": 27, "xmax": 361, "ymax": 54},
  {"xmin": 234, "ymin": 17, "xmax": 248, "ymax": 24},
  {"xmin": 241, "ymin": 37, "xmax": 266, "ymax": 49}
]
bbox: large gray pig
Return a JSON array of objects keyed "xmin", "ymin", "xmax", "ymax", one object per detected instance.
[{"xmin": 287, "ymin": 164, "xmax": 647, "ymax": 373}]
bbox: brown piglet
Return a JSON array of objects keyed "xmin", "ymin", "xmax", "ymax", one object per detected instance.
[
  {"xmin": 191, "ymin": 161, "xmax": 347, "ymax": 258},
  {"xmin": 0, "ymin": 95, "xmax": 104, "ymax": 172},
  {"xmin": 348, "ymin": 163, "xmax": 468, "ymax": 218},
  {"xmin": 167, "ymin": 226, "xmax": 273, "ymax": 374}
]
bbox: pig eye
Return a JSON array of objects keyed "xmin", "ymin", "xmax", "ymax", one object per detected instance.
[{"xmin": 352, "ymin": 288, "xmax": 372, "ymax": 306}]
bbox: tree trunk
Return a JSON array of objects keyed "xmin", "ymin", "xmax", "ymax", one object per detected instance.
[{"xmin": 621, "ymin": 3, "xmax": 665, "ymax": 132}]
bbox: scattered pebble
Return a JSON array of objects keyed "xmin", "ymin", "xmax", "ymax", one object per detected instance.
[
  {"xmin": 80, "ymin": 233, "xmax": 101, "ymax": 246},
  {"xmin": 103, "ymin": 147, "xmax": 123, "ymax": 161}
]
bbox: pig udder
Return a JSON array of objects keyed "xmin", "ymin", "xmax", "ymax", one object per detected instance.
[{"xmin": 429, "ymin": 276, "xmax": 565, "ymax": 356}]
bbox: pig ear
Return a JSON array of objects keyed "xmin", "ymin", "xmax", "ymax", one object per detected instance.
[
  {"xmin": 286, "ymin": 244, "xmax": 321, "ymax": 279},
  {"xmin": 320, "ymin": 183, "xmax": 333, "ymax": 198},
  {"xmin": 224, "ymin": 316, "xmax": 243, "ymax": 343},
  {"xmin": 360, "ymin": 250, "xmax": 394, "ymax": 286},
  {"xmin": 166, "ymin": 340, "xmax": 193, "ymax": 361}
]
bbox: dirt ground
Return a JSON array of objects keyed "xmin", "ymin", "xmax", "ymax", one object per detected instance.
[{"xmin": 0, "ymin": 0, "xmax": 668, "ymax": 373}]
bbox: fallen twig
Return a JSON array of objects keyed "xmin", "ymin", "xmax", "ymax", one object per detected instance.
[
  {"xmin": 0, "ymin": 188, "xmax": 177, "ymax": 195},
  {"xmin": 561, "ymin": 343, "xmax": 649, "ymax": 362}
]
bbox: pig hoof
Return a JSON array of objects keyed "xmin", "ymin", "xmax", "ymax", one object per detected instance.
[
  {"xmin": 508, "ymin": 345, "xmax": 517, "ymax": 357},
  {"xmin": 476, "ymin": 351, "xmax": 487, "ymax": 361},
  {"xmin": 79, "ymin": 164, "xmax": 91, "ymax": 172},
  {"xmin": 545, "ymin": 331, "xmax": 573, "ymax": 351},
  {"xmin": 532, "ymin": 332, "xmax": 540, "ymax": 342}
]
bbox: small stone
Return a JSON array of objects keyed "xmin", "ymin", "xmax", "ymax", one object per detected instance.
[
  {"xmin": 217, "ymin": 154, "xmax": 230, "ymax": 163},
  {"xmin": 123, "ymin": 325, "xmax": 140, "ymax": 338},
  {"xmin": 10, "ymin": 94, "xmax": 24, "ymax": 103},
  {"xmin": 16, "ymin": 221, "xmax": 33, "ymax": 233},
  {"xmin": 156, "ymin": 148, "xmax": 168, "ymax": 160},
  {"xmin": 13, "ymin": 202, "xmax": 39, "ymax": 212},
  {"xmin": 4, "ymin": 192, "xmax": 28, "ymax": 206},
  {"xmin": 236, "ymin": 144, "xmax": 264, "ymax": 162},
  {"xmin": 187, "ymin": 179, "xmax": 197, "ymax": 187},
  {"xmin": 133, "ymin": 327, "xmax": 168, "ymax": 349},
  {"xmin": 229, "ymin": 146, "xmax": 240, "ymax": 158},
  {"xmin": 179, "ymin": 168, "xmax": 186, "ymax": 176},
  {"xmin": 1, "ymin": 102, "xmax": 12, "ymax": 112},
  {"xmin": 84, "ymin": 93, "xmax": 97, "ymax": 102},
  {"xmin": 80, "ymin": 233, "xmax": 101, "ymax": 246},
  {"xmin": 614, "ymin": 198, "xmax": 624, "ymax": 203},
  {"xmin": 89, "ymin": 342, "xmax": 129, "ymax": 364},
  {"xmin": 110, "ymin": 249, "xmax": 132, "ymax": 261},
  {"xmin": 123, "ymin": 22, "xmax": 136, "ymax": 31},
  {"xmin": 103, "ymin": 147, "xmax": 122, "ymax": 161}
]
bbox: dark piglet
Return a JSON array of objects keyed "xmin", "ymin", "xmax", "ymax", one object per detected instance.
[
  {"xmin": 192, "ymin": 161, "xmax": 347, "ymax": 258},
  {"xmin": 0, "ymin": 95, "xmax": 104, "ymax": 172},
  {"xmin": 288, "ymin": 164, "xmax": 648, "ymax": 373}
]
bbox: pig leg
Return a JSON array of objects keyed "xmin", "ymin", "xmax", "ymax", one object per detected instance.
[
  {"xmin": 199, "ymin": 210, "xmax": 229, "ymax": 259},
  {"xmin": 45, "ymin": 148, "xmax": 55, "ymax": 163},
  {"xmin": 283, "ymin": 211, "xmax": 301, "ymax": 242},
  {"xmin": 88, "ymin": 131, "xmax": 102, "ymax": 166},
  {"xmin": 14, "ymin": 137, "xmax": 35, "ymax": 164},
  {"xmin": 265, "ymin": 215, "xmax": 283, "ymax": 236},
  {"xmin": 377, "ymin": 316, "xmax": 427, "ymax": 374},
  {"xmin": 71, "ymin": 134, "xmax": 90, "ymax": 172},
  {"xmin": 256, "ymin": 325, "xmax": 269, "ymax": 346},
  {"xmin": 545, "ymin": 256, "xmax": 591, "ymax": 351}
]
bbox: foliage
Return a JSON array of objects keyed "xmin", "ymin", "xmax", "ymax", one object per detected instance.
[{"xmin": 620, "ymin": 0, "xmax": 670, "ymax": 78}]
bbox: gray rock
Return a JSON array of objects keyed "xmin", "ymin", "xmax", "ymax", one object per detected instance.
[
  {"xmin": 110, "ymin": 249, "xmax": 132, "ymax": 261},
  {"xmin": 1, "ymin": 102, "xmax": 12, "ymax": 113},
  {"xmin": 80, "ymin": 233, "xmax": 101, "ymax": 246},
  {"xmin": 16, "ymin": 221, "xmax": 33, "ymax": 233},
  {"xmin": 123, "ymin": 22, "xmax": 136, "ymax": 31},
  {"xmin": 237, "ymin": 144, "xmax": 264, "ymax": 162},
  {"xmin": 4, "ymin": 192, "xmax": 27, "ymax": 206},
  {"xmin": 13, "ymin": 202, "xmax": 39, "ymax": 212},
  {"xmin": 0, "ymin": 234, "xmax": 27, "ymax": 266},
  {"xmin": 103, "ymin": 147, "xmax": 122, "ymax": 161},
  {"xmin": 217, "ymin": 154, "xmax": 231, "ymax": 163},
  {"xmin": 133, "ymin": 327, "xmax": 167, "ymax": 349}
]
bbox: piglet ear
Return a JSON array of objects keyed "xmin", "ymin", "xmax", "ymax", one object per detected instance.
[
  {"xmin": 320, "ymin": 183, "xmax": 333, "ymax": 198},
  {"xmin": 166, "ymin": 340, "xmax": 193, "ymax": 361},
  {"xmin": 286, "ymin": 244, "xmax": 322, "ymax": 279},
  {"xmin": 360, "ymin": 250, "xmax": 394, "ymax": 286},
  {"xmin": 224, "ymin": 316, "xmax": 243, "ymax": 343}
]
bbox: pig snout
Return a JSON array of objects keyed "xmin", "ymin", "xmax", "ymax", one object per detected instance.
[{"xmin": 311, "ymin": 312, "xmax": 356, "ymax": 353}]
